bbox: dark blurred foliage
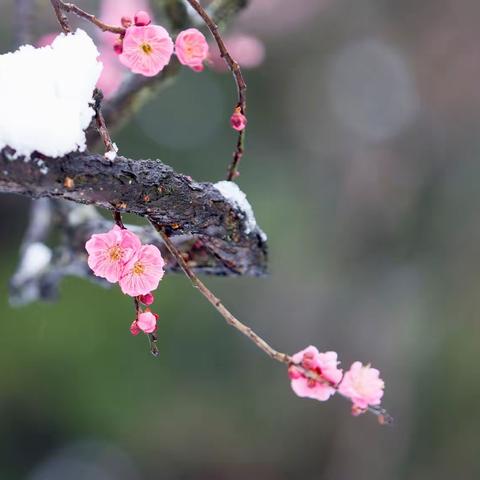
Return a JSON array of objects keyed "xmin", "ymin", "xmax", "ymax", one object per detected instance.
[{"xmin": 1, "ymin": 0, "xmax": 480, "ymax": 479}]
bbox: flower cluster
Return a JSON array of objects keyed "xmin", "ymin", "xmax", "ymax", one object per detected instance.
[
  {"xmin": 288, "ymin": 346, "xmax": 385, "ymax": 416},
  {"xmin": 113, "ymin": 10, "xmax": 209, "ymax": 77},
  {"xmin": 85, "ymin": 225, "xmax": 165, "ymax": 335}
]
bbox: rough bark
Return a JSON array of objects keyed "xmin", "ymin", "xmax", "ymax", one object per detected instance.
[{"xmin": 0, "ymin": 148, "xmax": 268, "ymax": 281}]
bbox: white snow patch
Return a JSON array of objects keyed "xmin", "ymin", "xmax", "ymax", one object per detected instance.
[
  {"xmin": 214, "ymin": 180, "xmax": 266, "ymax": 239},
  {"xmin": 104, "ymin": 142, "xmax": 118, "ymax": 161},
  {"xmin": 15, "ymin": 242, "xmax": 52, "ymax": 281},
  {"xmin": 0, "ymin": 29, "xmax": 102, "ymax": 158}
]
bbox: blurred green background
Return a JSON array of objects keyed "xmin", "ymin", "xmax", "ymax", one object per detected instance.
[{"xmin": 2, "ymin": 0, "xmax": 480, "ymax": 478}]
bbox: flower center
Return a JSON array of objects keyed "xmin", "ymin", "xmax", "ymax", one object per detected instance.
[
  {"xmin": 133, "ymin": 261, "xmax": 145, "ymax": 275},
  {"xmin": 140, "ymin": 43, "xmax": 153, "ymax": 55},
  {"xmin": 108, "ymin": 245, "xmax": 122, "ymax": 262}
]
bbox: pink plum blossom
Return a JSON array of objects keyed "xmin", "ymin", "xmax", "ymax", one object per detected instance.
[
  {"xmin": 98, "ymin": 0, "xmax": 154, "ymax": 95},
  {"xmin": 136, "ymin": 311, "xmax": 158, "ymax": 333},
  {"xmin": 289, "ymin": 346, "xmax": 343, "ymax": 401},
  {"xmin": 119, "ymin": 25, "xmax": 174, "ymax": 77},
  {"xmin": 230, "ymin": 110, "xmax": 247, "ymax": 131},
  {"xmin": 85, "ymin": 226, "xmax": 141, "ymax": 283},
  {"xmin": 338, "ymin": 361, "xmax": 385, "ymax": 410},
  {"xmin": 119, "ymin": 244, "xmax": 165, "ymax": 297},
  {"xmin": 175, "ymin": 28, "xmax": 209, "ymax": 72}
]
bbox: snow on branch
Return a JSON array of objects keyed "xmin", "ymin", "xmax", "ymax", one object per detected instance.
[
  {"xmin": 0, "ymin": 29, "xmax": 101, "ymax": 158},
  {"xmin": 0, "ymin": 149, "xmax": 268, "ymax": 279}
]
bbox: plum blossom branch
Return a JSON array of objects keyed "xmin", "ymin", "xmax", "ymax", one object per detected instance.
[
  {"xmin": 184, "ymin": 0, "xmax": 247, "ymax": 180},
  {"xmin": 0, "ymin": 150, "xmax": 268, "ymax": 277},
  {"xmin": 50, "ymin": 0, "xmax": 125, "ymax": 35},
  {"xmin": 152, "ymin": 221, "xmax": 290, "ymax": 364},
  {"xmin": 51, "ymin": 0, "xmax": 248, "ymax": 178},
  {"xmin": 93, "ymin": 90, "xmax": 117, "ymax": 158},
  {"xmin": 49, "ymin": 1, "xmax": 116, "ymax": 160},
  {"xmin": 153, "ymin": 222, "xmax": 392, "ymax": 424},
  {"xmin": 133, "ymin": 296, "xmax": 159, "ymax": 356},
  {"xmin": 50, "ymin": 0, "xmax": 72, "ymax": 34},
  {"xmin": 98, "ymin": 0, "xmax": 250, "ymax": 140},
  {"xmin": 40, "ymin": 0, "xmax": 391, "ymax": 424}
]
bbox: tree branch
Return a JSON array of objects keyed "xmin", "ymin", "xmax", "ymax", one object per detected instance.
[
  {"xmin": 184, "ymin": 0, "xmax": 247, "ymax": 181},
  {"xmin": 154, "ymin": 223, "xmax": 290, "ymax": 364},
  {"xmin": 50, "ymin": 0, "xmax": 125, "ymax": 35},
  {"xmin": 0, "ymin": 148, "xmax": 267, "ymax": 278}
]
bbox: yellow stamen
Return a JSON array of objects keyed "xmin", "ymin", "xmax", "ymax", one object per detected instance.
[
  {"xmin": 108, "ymin": 246, "xmax": 122, "ymax": 261},
  {"xmin": 133, "ymin": 261, "xmax": 145, "ymax": 275},
  {"xmin": 141, "ymin": 43, "xmax": 153, "ymax": 55}
]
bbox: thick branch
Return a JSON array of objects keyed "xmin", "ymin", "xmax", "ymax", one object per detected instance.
[{"xmin": 0, "ymin": 148, "xmax": 267, "ymax": 277}]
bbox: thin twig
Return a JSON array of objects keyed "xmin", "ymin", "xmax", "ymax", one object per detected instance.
[
  {"xmin": 50, "ymin": 0, "xmax": 71, "ymax": 33},
  {"xmin": 50, "ymin": 3, "xmax": 117, "ymax": 158},
  {"xmin": 152, "ymin": 221, "xmax": 393, "ymax": 424},
  {"xmin": 52, "ymin": 0, "xmax": 246, "ymax": 178},
  {"xmin": 113, "ymin": 211, "xmax": 125, "ymax": 229},
  {"xmin": 151, "ymin": 221, "xmax": 291, "ymax": 364},
  {"xmin": 94, "ymin": 98, "xmax": 116, "ymax": 154},
  {"xmin": 51, "ymin": 0, "xmax": 125, "ymax": 35},
  {"xmin": 184, "ymin": 0, "xmax": 247, "ymax": 181},
  {"xmin": 134, "ymin": 297, "xmax": 159, "ymax": 357}
]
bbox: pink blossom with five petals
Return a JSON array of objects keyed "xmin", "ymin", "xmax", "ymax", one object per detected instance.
[
  {"xmin": 119, "ymin": 24, "xmax": 174, "ymax": 76},
  {"xmin": 338, "ymin": 361, "xmax": 384, "ymax": 410},
  {"xmin": 85, "ymin": 226, "xmax": 141, "ymax": 283},
  {"xmin": 119, "ymin": 244, "xmax": 165, "ymax": 297},
  {"xmin": 136, "ymin": 311, "xmax": 157, "ymax": 333},
  {"xmin": 175, "ymin": 28, "xmax": 209, "ymax": 72},
  {"xmin": 289, "ymin": 346, "xmax": 343, "ymax": 401}
]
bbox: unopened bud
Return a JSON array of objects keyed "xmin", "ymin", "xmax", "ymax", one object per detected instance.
[{"xmin": 134, "ymin": 10, "xmax": 151, "ymax": 27}]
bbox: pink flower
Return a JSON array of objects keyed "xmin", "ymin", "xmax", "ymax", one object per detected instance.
[
  {"xmin": 119, "ymin": 25, "xmax": 174, "ymax": 77},
  {"xmin": 119, "ymin": 244, "xmax": 165, "ymax": 296},
  {"xmin": 338, "ymin": 361, "xmax": 385, "ymax": 410},
  {"xmin": 136, "ymin": 311, "xmax": 157, "ymax": 333},
  {"xmin": 139, "ymin": 292, "xmax": 154, "ymax": 305},
  {"xmin": 175, "ymin": 28, "xmax": 209, "ymax": 72},
  {"xmin": 289, "ymin": 346, "xmax": 343, "ymax": 401},
  {"xmin": 230, "ymin": 110, "xmax": 247, "ymax": 131},
  {"xmin": 85, "ymin": 226, "xmax": 141, "ymax": 283}
]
